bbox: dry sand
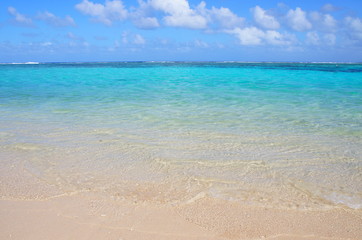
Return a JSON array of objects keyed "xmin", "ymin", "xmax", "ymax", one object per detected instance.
[
  {"xmin": 1, "ymin": 151, "xmax": 362, "ymax": 240},
  {"xmin": 1, "ymin": 191, "xmax": 362, "ymax": 240}
]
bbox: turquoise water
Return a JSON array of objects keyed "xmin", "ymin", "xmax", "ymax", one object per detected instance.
[{"xmin": 1, "ymin": 62, "xmax": 361, "ymax": 209}]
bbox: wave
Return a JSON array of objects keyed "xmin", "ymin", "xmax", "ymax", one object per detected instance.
[{"xmin": 0, "ymin": 62, "xmax": 40, "ymax": 65}]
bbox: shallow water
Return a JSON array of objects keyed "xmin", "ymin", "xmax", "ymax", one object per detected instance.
[{"xmin": 0, "ymin": 62, "xmax": 361, "ymax": 209}]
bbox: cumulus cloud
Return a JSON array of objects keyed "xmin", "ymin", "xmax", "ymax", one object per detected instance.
[
  {"xmin": 226, "ymin": 27, "xmax": 294, "ymax": 46},
  {"xmin": 264, "ymin": 31, "xmax": 294, "ymax": 45},
  {"xmin": 251, "ymin": 5, "xmax": 280, "ymax": 30},
  {"xmin": 306, "ymin": 31, "xmax": 336, "ymax": 46},
  {"xmin": 306, "ymin": 31, "xmax": 320, "ymax": 45},
  {"xmin": 197, "ymin": 2, "xmax": 244, "ymax": 29},
  {"xmin": 121, "ymin": 32, "xmax": 146, "ymax": 45},
  {"xmin": 133, "ymin": 17, "xmax": 160, "ymax": 29},
  {"xmin": 345, "ymin": 17, "xmax": 362, "ymax": 32},
  {"xmin": 344, "ymin": 17, "xmax": 362, "ymax": 41},
  {"xmin": 322, "ymin": 14, "xmax": 337, "ymax": 30},
  {"xmin": 309, "ymin": 12, "xmax": 337, "ymax": 32},
  {"xmin": 75, "ymin": 0, "xmax": 128, "ymax": 25},
  {"xmin": 132, "ymin": 0, "xmax": 243, "ymax": 30},
  {"xmin": 226, "ymin": 27, "xmax": 264, "ymax": 45},
  {"xmin": 324, "ymin": 33, "xmax": 336, "ymax": 45},
  {"xmin": 211, "ymin": 7, "xmax": 244, "ymax": 29},
  {"xmin": 37, "ymin": 11, "xmax": 76, "ymax": 27},
  {"xmin": 7, "ymin": 7, "xmax": 33, "ymax": 27},
  {"xmin": 130, "ymin": 0, "xmax": 160, "ymax": 29},
  {"xmin": 146, "ymin": 0, "xmax": 207, "ymax": 29},
  {"xmin": 286, "ymin": 7, "xmax": 312, "ymax": 31},
  {"xmin": 133, "ymin": 34, "xmax": 146, "ymax": 45}
]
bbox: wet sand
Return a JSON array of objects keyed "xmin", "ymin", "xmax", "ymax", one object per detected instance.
[
  {"xmin": 1, "ymin": 193, "xmax": 362, "ymax": 240},
  {"xmin": 1, "ymin": 163, "xmax": 362, "ymax": 240}
]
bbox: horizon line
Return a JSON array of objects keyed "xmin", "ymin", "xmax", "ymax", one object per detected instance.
[{"xmin": 1, "ymin": 61, "xmax": 362, "ymax": 65}]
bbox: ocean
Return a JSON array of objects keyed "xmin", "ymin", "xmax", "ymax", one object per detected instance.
[{"xmin": 0, "ymin": 62, "xmax": 361, "ymax": 209}]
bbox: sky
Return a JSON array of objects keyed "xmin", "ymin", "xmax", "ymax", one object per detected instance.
[{"xmin": 1, "ymin": 0, "xmax": 362, "ymax": 62}]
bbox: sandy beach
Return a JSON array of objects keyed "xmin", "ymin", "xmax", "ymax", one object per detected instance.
[
  {"xmin": 2, "ymin": 193, "xmax": 362, "ymax": 240},
  {"xmin": 1, "ymin": 160, "xmax": 362, "ymax": 240}
]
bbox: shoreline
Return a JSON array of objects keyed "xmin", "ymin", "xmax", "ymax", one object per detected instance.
[
  {"xmin": 1, "ymin": 191, "xmax": 362, "ymax": 240},
  {"xmin": 1, "ymin": 162, "xmax": 361, "ymax": 240},
  {"xmin": 1, "ymin": 160, "xmax": 361, "ymax": 240}
]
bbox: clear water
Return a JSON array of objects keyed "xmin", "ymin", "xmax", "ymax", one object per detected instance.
[{"xmin": 1, "ymin": 62, "xmax": 361, "ymax": 209}]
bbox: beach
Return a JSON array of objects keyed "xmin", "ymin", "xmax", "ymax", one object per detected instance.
[
  {"xmin": 1, "ymin": 156, "xmax": 362, "ymax": 240},
  {"xmin": 1, "ymin": 194, "xmax": 362, "ymax": 240},
  {"xmin": 1, "ymin": 62, "xmax": 362, "ymax": 239},
  {"xmin": 1, "ymin": 180, "xmax": 362, "ymax": 239}
]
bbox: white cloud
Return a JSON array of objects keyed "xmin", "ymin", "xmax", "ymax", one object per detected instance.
[
  {"xmin": 194, "ymin": 39, "xmax": 208, "ymax": 48},
  {"xmin": 264, "ymin": 31, "xmax": 294, "ymax": 45},
  {"xmin": 306, "ymin": 31, "xmax": 319, "ymax": 45},
  {"xmin": 7, "ymin": 7, "xmax": 33, "ymax": 27},
  {"xmin": 148, "ymin": 0, "xmax": 192, "ymax": 16},
  {"xmin": 66, "ymin": 32, "xmax": 82, "ymax": 40},
  {"xmin": 133, "ymin": 17, "xmax": 160, "ymax": 29},
  {"xmin": 121, "ymin": 32, "xmax": 146, "ymax": 45},
  {"xmin": 344, "ymin": 17, "xmax": 362, "ymax": 41},
  {"xmin": 75, "ymin": 0, "xmax": 128, "ymax": 25},
  {"xmin": 323, "ymin": 14, "xmax": 337, "ymax": 30},
  {"xmin": 122, "ymin": 31, "xmax": 129, "ymax": 44},
  {"xmin": 205, "ymin": 4, "xmax": 244, "ymax": 29},
  {"xmin": 37, "ymin": 11, "xmax": 76, "ymax": 27},
  {"xmin": 226, "ymin": 27, "xmax": 294, "ymax": 46},
  {"xmin": 147, "ymin": 0, "xmax": 207, "ymax": 29},
  {"xmin": 345, "ymin": 17, "xmax": 362, "ymax": 32},
  {"xmin": 133, "ymin": 0, "xmax": 242, "ymax": 30},
  {"xmin": 306, "ymin": 31, "xmax": 336, "ymax": 46},
  {"xmin": 309, "ymin": 12, "xmax": 337, "ymax": 32},
  {"xmin": 83, "ymin": 41, "xmax": 90, "ymax": 47},
  {"xmin": 251, "ymin": 5, "xmax": 280, "ymax": 30},
  {"xmin": 227, "ymin": 27, "xmax": 264, "ymax": 45},
  {"xmin": 41, "ymin": 42, "xmax": 53, "ymax": 47},
  {"xmin": 286, "ymin": 7, "xmax": 312, "ymax": 31},
  {"xmin": 130, "ymin": 0, "xmax": 160, "ymax": 29},
  {"xmin": 163, "ymin": 13, "xmax": 206, "ymax": 29},
  {"xmin": 133, "ymin": 34, "xmax": 146, "ymax": 45},
  {"xmin": 321, "ymin": 4, "xmax": 338, "ymax": 12}
]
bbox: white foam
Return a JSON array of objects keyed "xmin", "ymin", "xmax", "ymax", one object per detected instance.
[
  {"xmin": 324, "ymin": 192, "xmax": 362, "ymax": 209},
  {"xmin": 0, "ymin": 62, "xmax": 40, "ymax": 65}
]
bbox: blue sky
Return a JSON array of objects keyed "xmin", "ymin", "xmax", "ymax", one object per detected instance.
[{"xmin": 1, "ymin": 0, "xmax": 362, "ymax": 62}]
